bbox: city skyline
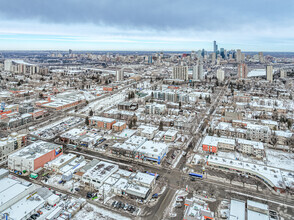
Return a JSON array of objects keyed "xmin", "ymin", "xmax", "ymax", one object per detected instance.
[{"xmin": 0, "ymin": 0, "xmax": 294, "ymax": 51}]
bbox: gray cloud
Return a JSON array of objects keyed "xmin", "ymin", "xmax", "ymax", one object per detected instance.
[{"xmin": 0, "ymin": 0, "xmax": 293, "ymax": 31}]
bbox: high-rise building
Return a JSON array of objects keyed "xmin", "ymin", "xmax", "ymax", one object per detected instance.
[
  {"xmin": 238, "ymin": 63, "xmax": 248, "ymax": 79},
  {"xmin": 69, "ymin": 49, "xmax": 72, "ymax": 54},
  {"xmin": 217, "ymin": 69, "xmax": 225, "ymax": 82},
  {"xmin": 198, "ymin": 64, "xmax": 204, "ymax": 80},
  {"xmin": 241, "ymin": 53, "xmax": 245, "ymax": 62},
  {"xmin": 280, "ymin": 69, "xmax": 286, "ymax": 78},
  {"xmin": 213, "ymin": 41, "xmax": 217, "ymax": 53},
  {"xmin": 258, "ymin": 52, "xmax": 264, "ymax": 63},
  {"xmin": 197, "ymin": 50, "xmax": 202, "ymax": 58},
  {"xmin": 4, "ymin": 59, "xmax": 12, "ymax": 71},
  {"xmin": 211, "ymin": 53, "xmax": 216, "ymax": 64},
  {"xmin": 236, "ymin": 49, "xmax": 242, "ymax": 63},
  {"xmin": 172, "ymin": 66, "xmax": 188, "ymax": 81},
  {"xmin": 148, "ymin": 55, "xmax": 153, "ymax": 64},
  {"xmin": 201, "ymin": 49, "xmax": 206, "ymax": 57},
  {"xmin": 192, "ymin": 64, "xmax": 204, "ymax": 81},
  {"xmin": 192, "ymin": 65, "xmax": 199, "ymax": 80},
  {"xmin": 266, "ymin": 65, "xmax": 273, "ymax": 82},
  {"xmin": 116, "ymin": 69, "xmax": 124, "ymax": 81},
  {"xmin": 220, "ymin": 48, "xmax": 225, "ymax": 59}
]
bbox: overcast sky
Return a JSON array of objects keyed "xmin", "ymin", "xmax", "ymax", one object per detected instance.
[{"xmin": 0, "ymin": 0, "xmax": 293, "ymax": 51}]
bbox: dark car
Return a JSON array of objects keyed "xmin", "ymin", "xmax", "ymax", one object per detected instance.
[
  {"xmin": 112, "ymin": 201, "xmax": 116, "ymax": 207},
  {"xmin": 87, "ymin": 192, "xmax": 93, "ymax": 198}
]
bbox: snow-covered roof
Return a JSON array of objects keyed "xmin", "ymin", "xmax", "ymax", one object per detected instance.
[
  {"xmin": 125, "ymin": 135, "xmax": 147, "ymax": 146},
  {"xmin": 83, "ymin": 161, "xmax": 119, "ymax": 183},
  {"xmin": 137, "ymin": 141, "xmax": 168, "ymax": 158},
  {"xmin": 247, "ymin": 210, "xmax": 268, "ymax": 220},
  {"xmin": 229, "ymin": 199, "xmax": 245, "ymax": 220},
  {"xmin": 89, "ymin": 116, "xmax": 116, "ymax": 123},
  {"xmin": 164, "ymin": 129, "xmax": 178, "ymax": 137},
  {"xmin": 118, "ymin": 129, "xmax": 137, "ymax": 138},
  {"xmin": 237, "ymin": 138, "xmax": 264, "ymax": 150},
  {"xmin": 138, "ymin": 125, "xmax": 158, "ymax": 134},
  {"xmin": 9, "ymin": 140, "xmax": 62, "ymax": 160},
  {"xmin": 208, "ymin": 155, "xmax": 285, "ymax": 189},
  {"xmin": 3, "ymin": 194, "xmax": 44, "ymax": 219},
  {"xmin": 133, "ymin": 172, "xmax": 155, "ymax": 186},
  {"xmin": 203, "ymin": 136, "xmax": 235, "ymax": 147}
]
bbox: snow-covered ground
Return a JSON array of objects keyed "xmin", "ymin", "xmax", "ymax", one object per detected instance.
[
  {"xmin": 265, "ymin": 149, "xmax": 294, "ymax": 171},
  {"xmin": 73, "ymin": 203, "xmax": 131, "ymax": 220},
  {"xmin": 79, "ymin": 92, "xmax": 125, "ymax": 115},
  {"xmin": 172, "ymin": 151, "xmax": 184, "ymax": 169},
  {"xmin": 43, "ymin": 174, "xmax": 81, "ymax": 193},
  {"xmin": 191, "ymin": 154, "xmax": 205, "ymax": 165},
  {"xmin": 168, "ymin": 189, "xmax": 188, "ymax": 218},
  {"xmin": 217, "ymin": 151, "xmax": 265, "ymax": 165},
  {"xmin": 81, "ymin": 91, "xmax": 96, "ymax": 101}
]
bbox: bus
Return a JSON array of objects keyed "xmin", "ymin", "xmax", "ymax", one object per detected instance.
[
  {"xmin": 188, "ymin": 173, "xmax": 203, "ymax": 179},
  {"xmin": 146, "ymin": 171, "xmax": 160, "ymax": 180}
]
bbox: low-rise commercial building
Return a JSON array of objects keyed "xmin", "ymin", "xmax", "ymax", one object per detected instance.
[
  {"xmin": 8, "ymin": 141, "xmax": 63, "ymax": 172},
  {"xmin": 136, "ymin": 141, "xmax": 168, "ymax": 164},
  {"xmin": 137, "ymin": 125, "xmax": 158, "ymax": 139},
  {"xmin": 89, "ymin": 116, "xmax": 116, "ymax": 130}
]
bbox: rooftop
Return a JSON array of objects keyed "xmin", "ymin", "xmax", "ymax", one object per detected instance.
[
  {"xmin": 9, "ymin": 140, "xmax": 62, "ymax": 160},
  {"xmin": 203, "ymin": 136, "xmax": 235, "ymax": 147}
]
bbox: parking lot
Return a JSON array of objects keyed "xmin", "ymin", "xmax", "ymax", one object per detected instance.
[{"xmin": 31, "ymin": 117, "xmax": 83, "ymax": 140}]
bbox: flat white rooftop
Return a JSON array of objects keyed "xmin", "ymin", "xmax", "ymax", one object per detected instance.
[
  {"xmin": 0, "ymin": 178, "xmax": 19, "ymax": 193},
  {"xmin": 165, "ymin": 129, "xmax": 178, "ymax": 137},
  {"xmin": 203, "ymin": 136, "xmax": 235, "ymax": 147},
  {"xmin": 0, "ymin": 183, "xmax": 28, "ymax": 207},
  {"xmin": 229, "ymin": 199, "xmax": 245, "ymax": 220},
  {"xmin": 3, "ymin": 194, "xmax": 44, "ymax": 220},
  {"xmin": 247, "ymin": 210, "xmax": 268, "ymax": 220},
  {"xmin": 125, "ymin": 135, "xmax": 147, "ymax": 146},
  {"xmin": 84, "ymin": 161, "xmax": 118, "ymax": 183},
  {"xmin": 9, "ymin": 140, "xmax": 61, "ymax": 160},
  {"xmin": 133, "ymin": 172, "xmax": 155, "ymax": 186},
  {"xmin": 137, "ymin": 141, "xmax": 168, "ymax": 158},
  {"xmin": 237, "ymin": 138, "xmax": 264, "ymax": 150},
  {"xmin": 90, "ymin": 116, "xmax": 115, "ymax": 123}
]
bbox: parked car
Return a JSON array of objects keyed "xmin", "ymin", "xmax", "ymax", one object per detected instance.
[
  {"xmin": 124, "ymin": 204, "xmax": 129, "ymax": 211},
  {"xmin": 152, "ymin": 193, "xmax": 158, "ymax": 198},
  {"xmin": 176, "ymin": 197, "xmax": 184, "ymax": 202},
  {"xmin": 87, "ymin": 192, "xmax": 93, "ymax": 198},
  {"xmin": 116, "ymin": 201, "xmax": 121, "ymax": 208}
]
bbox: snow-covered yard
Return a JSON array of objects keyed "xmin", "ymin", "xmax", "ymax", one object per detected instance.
[
  {"xmin": 265, "ymin": 149, "xmax": 294, "ymax": 171},
  {"xmin": 73, "ymin": 203, "xmax": 131, "ymax": 220}
]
